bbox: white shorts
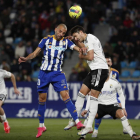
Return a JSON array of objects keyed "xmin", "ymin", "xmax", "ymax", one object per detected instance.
[{"xmin": 0, "ymin": 91, "xmax": 7, "ymax": 102}]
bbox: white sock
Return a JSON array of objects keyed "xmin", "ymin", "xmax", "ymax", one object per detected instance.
[
  {"xmin": 84, "ymin": 116, "xmax": 89, "ymax": 126},
  {"xmin": 121, "ymin": 116, "xmax": 133, "ymax": 137},
  {"xmin": 86, "ymin": 96, "xmax": 98, "ymax": 128},
  {"xmin": 39, "ymin": 123, "xmax": 44, "ymax": 127},
  {"xmin": 0, "ymin": 114, "xmax": 7, "ymax": 122},
  {"xmin": 75, "ymin": 119, "xmax": 80, "ymax": 124},
  {"xmin": 75, "ymin": 92, "xmax": 85, "ymax": 116}
]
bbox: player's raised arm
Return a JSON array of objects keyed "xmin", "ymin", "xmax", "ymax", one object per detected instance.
[{"xmin": 18, "ymin": 47, "xmax": 41, "ymax": 64}]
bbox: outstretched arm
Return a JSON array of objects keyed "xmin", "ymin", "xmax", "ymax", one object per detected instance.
[
  {"xmin": 18, "ymin": 47, "xmax": 41, "ymax": 64},
  {"xmin": 11, "ymin": 74, "xmax": 20, "ymax": 95}
]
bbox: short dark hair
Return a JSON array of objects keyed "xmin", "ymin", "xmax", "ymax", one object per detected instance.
[
  {"xmin": 105, "ymin": 55, "xmax": 111, "ymax": 59},
  {"xmin": 70, "ymin": 25, "xmax": 85, "ymax": 35}
]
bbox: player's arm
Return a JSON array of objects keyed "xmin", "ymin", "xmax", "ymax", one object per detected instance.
[
  {"xmin": 11, "ymin": 73, "xmax": 20, "ymax": 95},
  {"xmin": 79, "ymin": 49, "xmax": 94, "ymax": 61},
  {"xmin": 66, "ymin": 37, "xmax": 87, "ymax": 53},
  {"xmin": 116, "ymin": 83, "xmax": 127, "ymax": 116},
  {"xmin": 18, "ymin": 47, "xmax": 41, "ymax": 64},
  {"xmin": 2, "ymin": 70, "xmax": 20, "ymax": 95},
  {"xmin": 81, "ymin": 94, "xmax": 91, "ymax": 117}
]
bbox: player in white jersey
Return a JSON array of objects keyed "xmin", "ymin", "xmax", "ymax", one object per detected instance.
[
  {"xmin": 80, "ymin": 74, "xmax": 140, "ymax": 140},
  {"xmin": 64, "ymin": 25, "xmax": 109, "ymax": 135},
  {"xmin": 0, "ymin": 69, "xmax": 20, "ymax": 133}
]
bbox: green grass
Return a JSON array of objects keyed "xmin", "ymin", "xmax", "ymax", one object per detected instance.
[{"xmin": 0, "ymin": 119, "xmax": 140, "ymax": 140}]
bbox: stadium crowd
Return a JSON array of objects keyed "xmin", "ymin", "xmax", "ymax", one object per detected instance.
[{"xmin": 0, "ymin": 0, "xmax": 140, "ymax": 81}]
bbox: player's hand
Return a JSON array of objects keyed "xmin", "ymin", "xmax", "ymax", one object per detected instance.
[
  {"xmin": 18, "ymin": 57, "xmax": 27, "ymax": 64},
  {"xmin": 123, "ymin": 108, "xmax": 127, "ymax": 117},
  {"xmin": 80, "ymin": 47, "xmax": 87, "ymax": 55},
  {"xmin": 79, "ymin": 52, "xmax": 83, "ymax": 58},
  {"xmin": 14, "ymin": 88, "xmax": 20, "ymax": 95},
  {"xmin": 65, "ymin": 36, "xmax": 74, "ymax": 40},
  {"xmin": 81, "ymin": 110, "xmax": 88, "ymax": 117}
]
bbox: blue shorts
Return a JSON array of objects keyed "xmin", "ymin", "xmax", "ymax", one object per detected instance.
[{"xmin": 37, "ymin": 70, "xmax": 68, "ymax": 93}]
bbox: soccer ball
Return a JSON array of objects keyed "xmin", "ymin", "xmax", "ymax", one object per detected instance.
[{"xmin": 69, "ymin": 5, "xmax": 82, "ymax": 19}]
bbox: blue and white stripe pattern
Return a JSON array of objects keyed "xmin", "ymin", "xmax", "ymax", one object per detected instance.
[{"xmin": 38, "ymin": 35, "xmax": 75, "ymax": 71}]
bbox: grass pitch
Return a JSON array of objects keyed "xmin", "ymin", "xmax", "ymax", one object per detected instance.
[{"xmin": 0, "ymin": 119, "xmax": 140, "ymax": 140}]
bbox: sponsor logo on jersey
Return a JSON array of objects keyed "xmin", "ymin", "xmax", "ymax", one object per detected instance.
[
  {"xmin": 110, "ymin": 84, "xmax": 113, "ymax": 88},
  {"xmin": 64, "ymin": 86, "xmax": 67, "ymax": 88},
  {"xmin": 48, "ymin": 45, "xmax": 65, "ymax": 51},
  {"xmin": 63, "ymin": 41, "xmax": 66, "ymax": 45}
]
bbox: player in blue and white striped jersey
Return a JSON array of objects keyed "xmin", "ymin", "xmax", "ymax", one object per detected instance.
[{"xmin": 18, "ymin": 24, "xmax": 86, "ymax": 138}]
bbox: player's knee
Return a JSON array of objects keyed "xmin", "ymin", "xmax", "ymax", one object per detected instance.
[
  {"xmin": 116, "ymin": 109, "xmax": 124, "ymax": 119},
  {"xmin": 39, "ymin": 95, "xmax": 47, "ymax": 102},
  {"xmin": 90, "ymin": 90, "xmax": 100, "ymax": 98},
  {"xmin": 61, "ymin": 91, "xmax": 70, "ymax": 101},
  {"xmin": 95, "ymin": 114, "xmax": 98, "ymax": 118}
]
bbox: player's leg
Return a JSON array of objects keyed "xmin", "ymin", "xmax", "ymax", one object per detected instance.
[
  {"xmin": 116, "ymin": 109, "xmax": 140, "ymax": 140},
  {"xmin": 0, "ymin": 94, "xmax": 10, "ymax": 133},
  {"xmin": 75, "ymin": 84, "xmax": 90, "ymax": 116},
  {"xmin": 60, "ymin": 90, "xmax": 84, "ymax": 130},
  {"xmin": 36, "ymin": 92, "xmax": 47, "ymax": 138},
  {"xmin": 52, "ymin": 71, "xmax": 84, "ymax": 130},
  {"xmin": 92, "ymin": 118, "xmax": 102, "ymax": 137},
  {"xmin": 78, "ymin": 69, "xmax": 108, "ymax": 136},
  {"xmin": 36, "ymin": 70, "xmax": 49, "ymax": 138},
  {"xmin": 64, "ymin": 74, "xmax": 91, "ymax": 130}
]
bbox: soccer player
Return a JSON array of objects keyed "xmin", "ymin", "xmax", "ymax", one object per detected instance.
[
  {"xmin": 0, "ymin": 69, "xmax": 20, "ymax": 133},
  {"xmin": 80, "ymin": 73, "xmax": 140, "ymax": 140},
  {"xmin": 64, "ymin": 25, "xmax": 109, "ymax": 135},
  {"xmin": 64, "ymin": 56, "xmax": 120, "ymax": 131},
  {"xmin": 18, "ymin": 24, "xmax": 86, "ymax": 138},
  {"xmin": 92, "ymin": 56, "xmax": 121, "ymax": 137}
]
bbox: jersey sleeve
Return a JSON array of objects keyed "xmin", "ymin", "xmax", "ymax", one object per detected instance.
[
  {"xmin": 2, "ymin": 70, "xmax": 11, "ymax": 78},
  {"xmin": 67, "ymin": 39, "xmax": 75, "ymax": 50},
  {"xmin": 38, "ymin": 38, "xmax": 46, "ymax": 49}
]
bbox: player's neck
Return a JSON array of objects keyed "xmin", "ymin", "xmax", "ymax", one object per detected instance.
[{"xmin": 83, "ymin": 33, "xmax": 87, "ymax": 41}]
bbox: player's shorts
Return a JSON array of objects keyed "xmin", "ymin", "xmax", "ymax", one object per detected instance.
[
  {"xmin": 37, "ymin": 70, "xmax": 68, "ymax": 93},
  {"xmin": 83, "ymin": 69, "xmax": 108, "ymax": 92},
  {"xmin": 96, "ymin": 103, "xmax": 122, "ymax": 119},
  {"xmin": 0, "ymin": 93, "xmax": 7, "ymax": 103}
]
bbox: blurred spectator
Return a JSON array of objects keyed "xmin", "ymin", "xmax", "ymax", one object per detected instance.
[
  {"xmin": 25, "ymin": 41, "xmax": 33, "ymax": 55},
  {"xmin": 74, "ymin": 59, "xmax": 89, "ymax": 73},
  {"xmin": 0, "ymin": 59, "xmax": 10, "ymax": 70},
  {"xmin": 31, "ymin": 24, "xmax": 42, "ymax": 40},
  {"xmin": 112, "ymin": 56, "xmax": 121, "ymax": 74},
  {"xmin": 10, "ymin": 59, "xmax": 19, "ymax": 76},
  {"xmin": 22, "ymin": 27, "xmax": 32, "ymax": 41},
  {"xmin": 38, "ymin": 10, "xmax": 50, "ymax": 30},
  {"xmin": 68, "ymin": 67, "xmax": 78, "ymax": 82},
  {"xmin": 43, "ymin": 27, "xmax": 51, "ymax": 37},
  {"xmin": 4, "ymin": 44, "xmax": 14, "ymax": 60},
  {"xmin": 0, "ymin": 50, "xmax": 10, "ymax": 64},
  {"xmin": 113, "ymin": 41, "xmax": 127, "ymax": 62},
  {"xmin": 123, "ymin": 14, "xmax": 133, "ymax": 28},
  {"xmin": 103, "ymin": 42, "xmax": 113, "ymax": 56},
  {"xmin": 77, "ymin": 67, "xmax": 88, "ymax": 81},
  {"xmin": 125, "ymin": 42, "xmax": 135, "ymax": 62},
  {"xmin": 15, "ymin": 41, "xmax": 26, "ymax": 58}
]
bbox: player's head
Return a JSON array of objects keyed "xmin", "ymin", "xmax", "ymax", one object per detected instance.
[
  {"xmin": 70, "ymin": 25, "xmax": 85, "ymax": 42},
  {"xmin": 54, "ymin": 24, "xmax": 67, "ymax": 40},
  {"xmin": 105, "ymin": 56, "xmax": 112, "ymax": 67}
]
